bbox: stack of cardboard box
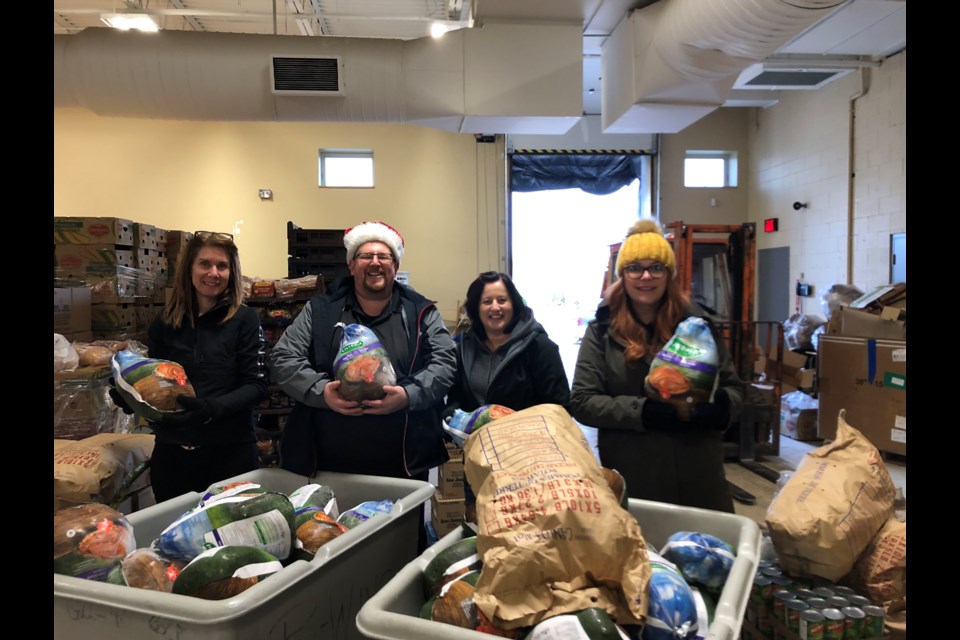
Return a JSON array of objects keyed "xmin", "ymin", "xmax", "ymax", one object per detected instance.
[
  {"xmin": 818, "ymin": 284, "xmax": 906, "ymax": 456},
  {"xmin": 53, "ymin": 217, "xmax": 167, "ymax": 341},
  {"xmin": 430, "ymin": 442, "xmax": 467, "ymax": 537}
]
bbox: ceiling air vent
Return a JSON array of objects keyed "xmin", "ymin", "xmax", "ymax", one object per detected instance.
[
  {"xmin": 733, "ymin": 62, "xmax": 854, "ymax": 91},
  {"xmin": 270, "ymin": 55, "xmax": 344, "ymax": 96}
]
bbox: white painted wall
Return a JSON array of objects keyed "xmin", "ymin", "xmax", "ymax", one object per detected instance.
[{"xmin": 746, "ymin": 50, "xmax": 906, "ymax": 318}]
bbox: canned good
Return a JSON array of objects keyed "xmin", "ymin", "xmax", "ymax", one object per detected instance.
[
  {"xmin": 761, "ymin": 566, "xmax": 784, "ymax": 577},
  {"xmin": 821, "ymin": 608, "xmax": 846, "ymax": 640},
  {"xmin": 847, "ymin": 595, "xmax": 871, "ymax": 608},
  {"xmin": 751, "ymin": 575, "xmax": 773, "ymax": 608},
  {"xmin": 841, "ymin": 606, "xmax": 865, "ymax": 639},
  {"xmin": 828, "ymin": 596, "xmax": 850, "ymax": 609},
  {"xmin": 832, "ymin": 585, "xmax": 856, "ymax": 597},
  {"xmin": 805, "ymin": 597, "xmax": 829, "ymax": 610},
  {"xmin": 794, "ymin": 588, "xmax": 817, "ymax": 600},
  {"xmin": 773, "ymin": 590, "xmax": 795, "ymax": 624},
  {"xmin": 812, "ymin": 587, "xmax": 836, "ymax": 599},
  {"xmin": 799, "ymin": 608, "xmax": 826, "ymax": 640},
  {"xmin": 771, "ymin": 575, "xmax": 795, "ymax": 589},
  {"xmin": 787, "ymin": 599, "xmax": 809, "ymax": 633},
  {"xmin": 862, "ymin": 605, "xmax": 885, "ymax": 638}
]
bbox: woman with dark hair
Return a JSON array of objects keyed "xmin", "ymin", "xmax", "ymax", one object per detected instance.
[
  {"xmin": 143, "ymin": 231, "xmax": 268, "ymax": 502},
  {"xmin": 445, "ymin": 271, "xmax": 570, "ymax": 418},
  {"xmin": 570, "ymin": 220, "xmax": 744, "ymax": 512}
]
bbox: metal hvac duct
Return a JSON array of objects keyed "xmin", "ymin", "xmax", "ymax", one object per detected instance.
[{"xmin": 601, "ymin": 0, "xmax": 849, "ymax": 133}]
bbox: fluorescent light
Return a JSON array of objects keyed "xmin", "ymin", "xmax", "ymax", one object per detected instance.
[
  {"xmin": 100, "ymin": 13, "xmax": 159, "ymax": 32},
  {"xmin": 430, "ymin": 22, "xmax": 451, "ymax": 38}
]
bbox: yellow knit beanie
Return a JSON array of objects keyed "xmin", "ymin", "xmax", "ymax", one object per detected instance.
[{"xmin": 616, "ymin": 219, "xmax": 675, "ymax": 275}]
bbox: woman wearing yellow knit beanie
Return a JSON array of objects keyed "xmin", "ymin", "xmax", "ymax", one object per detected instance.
[{"xmin": 569, "ymin": 219, "xmax": 745, "ymax": 512}]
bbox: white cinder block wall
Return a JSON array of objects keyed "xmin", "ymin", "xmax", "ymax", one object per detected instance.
[{"xmin": 748, "ymin": 50, "xmax": 906, "ymax": 318}]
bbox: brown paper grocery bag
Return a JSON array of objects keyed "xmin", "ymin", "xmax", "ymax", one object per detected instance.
[
  {"xmin": 846, "ymin": 516, "xmax": 906, "ymax": 607},
  {"xmin": 765, "ymin": 409, "xmax": 895, "ymax": 581},
  {"xmin": 463, "ymin": 403, "xmax": 650, "ymax": 630}
]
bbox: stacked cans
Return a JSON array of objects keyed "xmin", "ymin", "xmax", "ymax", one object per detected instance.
[{"xmin": 746, "ymin": 562, "xmax": 886, "ymax": 639}]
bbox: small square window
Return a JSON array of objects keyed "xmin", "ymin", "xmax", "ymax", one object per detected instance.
[
  {"xmin": 684, "ymin": 150, "xmax": 737, "ymax": 188},
  {"xmin": 319, "ymin": 149, "xmax": 374, "ymax": 187}
]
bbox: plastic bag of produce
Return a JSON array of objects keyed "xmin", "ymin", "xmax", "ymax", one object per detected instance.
[
  {"xmin": 198, "ymin": 481, "xmax": 266, "ymax": 507},
  {"xmin": 645, "ymin": 317, "xmax": 719, "ymax": 420},
  {"xmin": 333, "ymin": 323, "xmax": 397, "ymax": 401},
  {"xmin": 660, "ymin": 531, "xmax": 735, "ymax": 591},
  {"xmin": 288, "ymin": 483, "xmax": 338, "ymax": 517},
  {"xmin": 336, "ymin": 500, "xmax": 394, "ymax": 529},
  {"xmin": 525, "ymin": 608, "xmax": 631, "ymax": 640},
  {"xmin": 111, "ymin": 349, "xmax": 196, "ymax": 422},
  {"xmin": 53, "ymin": 503, "xmax": 136, "ymax": 582},
  {"xmin": 172, "ymin": 545, "xmax": 283, "ymax": 600},
  {"xmin": 156, "ymin": 491, "xmax": 296, "ymax": 563},
  {"xmin": 443, "ymin": 404, "xmax": 517, "ymax": 447},
  {"xmin": 107, "ymin": 547, "xmax": 184, "ymax": 592},
  {"xmin": 643, "ymin": 551, "xmax": 699, "ymax": 640}
]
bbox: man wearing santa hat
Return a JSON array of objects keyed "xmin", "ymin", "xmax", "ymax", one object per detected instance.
[{"xmin": 268, "ymin": 221, "xmax": 457, "ymax": 485}]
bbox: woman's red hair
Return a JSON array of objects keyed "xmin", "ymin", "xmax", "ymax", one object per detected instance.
[{"xmin": 605, "ymin": 276, "xmax": 690, "ymax": 366}]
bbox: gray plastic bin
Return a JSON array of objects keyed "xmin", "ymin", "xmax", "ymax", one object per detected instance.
[
  {"xmin": 356, "ymin": 498, "xmax": 761, "ymax": 640},
  {"xmin": 54, "ymin": 467, "xmax": 434, "ymax": 640}
]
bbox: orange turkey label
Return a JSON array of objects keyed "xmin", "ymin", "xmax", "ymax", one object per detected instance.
[{"xmin": 155, "ymin": 362, "xmax": 189, "ymax": 386}]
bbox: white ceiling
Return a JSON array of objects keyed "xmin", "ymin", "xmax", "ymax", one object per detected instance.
[{"xmin": 53, "ymin": 0, "xmax": 906, "ymax": 117}]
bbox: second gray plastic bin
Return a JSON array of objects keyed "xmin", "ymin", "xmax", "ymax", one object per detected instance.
[{"xmin": 357, "ymin": 498, "xmax": 761, "ymax": 640}]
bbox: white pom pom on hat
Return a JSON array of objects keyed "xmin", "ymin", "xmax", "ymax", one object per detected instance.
[{"xmin": 343, "ymin": 221, "xmax": 405, "ymax": 263}]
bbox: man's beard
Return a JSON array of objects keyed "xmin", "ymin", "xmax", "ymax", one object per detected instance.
[{"xmin": 360, "ymin": 271, "xmax": 390, "ymax": 295}]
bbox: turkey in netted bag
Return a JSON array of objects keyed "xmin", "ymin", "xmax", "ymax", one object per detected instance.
[{"xmin": 333, "ymin": 323, "xmax": 397, "ymax": 401}]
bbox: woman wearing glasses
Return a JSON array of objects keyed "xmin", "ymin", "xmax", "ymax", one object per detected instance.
[
  {"xmin": 569, "ymin": 220, "xmax": 743, "ymax": 512},
  {"xmin": 144, "ymin": 231, "xmax": 267, "ymax": 502}
]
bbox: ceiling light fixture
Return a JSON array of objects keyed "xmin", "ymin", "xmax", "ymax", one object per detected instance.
[
  {"xmin": 430, "ymin": 22, "xmax": 451, "ymax": 38},
  {"xmin": 100, "ymin": 13, "xmax": 160, "ymax": 32}
]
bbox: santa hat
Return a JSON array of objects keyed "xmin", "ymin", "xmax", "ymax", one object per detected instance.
[{"xmin": 343, "ymin": 221, "xmax": 405, "ymax": 263}]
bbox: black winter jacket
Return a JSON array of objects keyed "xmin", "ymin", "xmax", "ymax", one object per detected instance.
[
  {"xmin": 147, "ymin": 299, "xmax": 268, "ymax": 447},
  {"xmin": 445, "ymin": 315, "xmax": 570, "ymax": 415}
]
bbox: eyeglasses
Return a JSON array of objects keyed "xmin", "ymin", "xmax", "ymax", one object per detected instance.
[
  {"xmin": 623, "ymin": 263, "xmax": 669, "ymax": 279},
  {"xmin": 194, "ymin": 230, "xmax": 235, "ymax": 241},
  {"xmin": 355, "ymin": 252, "xmax": 395, "ymax": 264}
]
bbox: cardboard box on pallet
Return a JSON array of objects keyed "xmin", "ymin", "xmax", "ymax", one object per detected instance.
[
  {"xmin": 55, "ymin": 245, "xmax": 136, "ymax": 273},
  {"xmin": 430, "ymin": 489, "xmax": 465, "ymax": 537},
  {"xmin": 54, "ymin": 217, "xmax": 134, "ymax": 246},
  {"xmin": 437, "ymin": 462, "xmax": 466, "ymax": 500},
  {"xmin": 91, "ymin": 303, "xmax": 137, "ymax": 334},
  {"xmin": 132, "ymin": 222, "xmax": 158, "ymax": 250},
  {"xmin": 54, "ymin": 287, "xmax": 92, "ymax": 336},
  {"xmin": 817, "ymin": 335, "xmax": 906, "ymax": 456}
]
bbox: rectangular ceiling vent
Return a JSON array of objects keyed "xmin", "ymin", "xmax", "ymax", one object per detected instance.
[
  {"xmin": 270, "ymin": 56, "xmax": 344, "ymax": 96},
  {"xmin": 734, "ymin": 62, "xmax": 854, "ymax": 91}
]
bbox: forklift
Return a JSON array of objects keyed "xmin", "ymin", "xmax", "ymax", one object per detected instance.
[{"xmin": 604, "ymin": 221, "xmax": 788, "ymax": 503}]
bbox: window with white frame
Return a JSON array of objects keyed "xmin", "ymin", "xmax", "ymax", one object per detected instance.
[
  {"xmin": 684, "ymin": 150, "xmax": 738, "ymax": 188},
  {"xmin": 319, "ymin": 149, "xmax": 374, "ymax": 187}
]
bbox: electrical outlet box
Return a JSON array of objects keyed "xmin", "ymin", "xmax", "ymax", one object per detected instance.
[{"xmin": 796, "ymin": 283, "xmax": 812, "ymax": 297}]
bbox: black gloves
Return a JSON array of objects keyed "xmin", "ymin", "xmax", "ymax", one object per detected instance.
[
  {"xmin": 689, "ymin": 388, "xmax": 731, "ymax": 432},
  {"xmin": 158, "ymin": 395, "xmax": 224, "ymax": 427},
  {"xmin": 642, "ymin": 389, "xmax": 731, "ymax": 432},
  {"xmin": 641, "ymin": 398, "xmax": 680, "ymax": 431},
  {"xmin": 107, "ymin": 380, "xmax": 135, "ymax": 415}
]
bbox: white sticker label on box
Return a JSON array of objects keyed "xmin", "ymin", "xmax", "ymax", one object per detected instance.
[
  {"xmin": 892, "ymin": 349, "xmax": 906, "ymax": 362},
  {"xmin": 895, "ymin": 415, "xmax": 906, "ymax": 430},
  {"xmin": 891, "ymin": 428, "xmax": 906, "ymax": 444}
]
